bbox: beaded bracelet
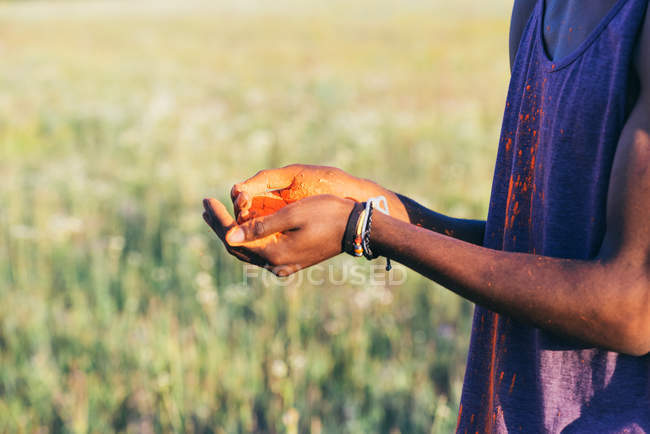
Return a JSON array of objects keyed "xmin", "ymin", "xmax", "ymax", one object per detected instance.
[{"xmin": 342, "ymin": 196, "xmax": 392, "ymax": 271}]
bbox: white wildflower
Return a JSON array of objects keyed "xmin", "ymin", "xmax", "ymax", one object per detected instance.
[{"xmin": 271, "ymin": 359, "xmax": 288, "ymax": 378}]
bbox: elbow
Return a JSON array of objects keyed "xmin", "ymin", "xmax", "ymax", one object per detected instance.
[
  {"xmin": 618, "ymin": 327, "xmax": 650, "ymax": 356},
  {"xmin": 618, "ymin": 329, "xmax": 650, "ymax": 357}
]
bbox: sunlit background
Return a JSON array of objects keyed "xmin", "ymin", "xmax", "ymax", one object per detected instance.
[{"xmin": 0, "ymin": 0, "xmax": 511, "ymax": 432}]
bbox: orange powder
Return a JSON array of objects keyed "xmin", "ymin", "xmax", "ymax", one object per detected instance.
[
  {"xmin": 234, "ymin": 184, "xmax": 314, "ymax": 248},
  {"xmin": 232, "ymin": 193, "xmax": 289, "ymax": 248},
  {"xmin": 238, "ymin": 180, "xmax": 325, "ymax": 222},
  {"xmin": 247, "ymin": 195, "xmax": 290, "ymax": 219}
]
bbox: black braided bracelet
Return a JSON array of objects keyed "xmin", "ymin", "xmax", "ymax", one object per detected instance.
[{"xmin": 362, "ymin": 203, "xmax": 379, "ymax": 260}]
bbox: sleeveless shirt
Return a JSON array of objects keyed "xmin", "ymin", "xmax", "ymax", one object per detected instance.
[{"xmin": 457, "ymin": 0, "xmax": 650, "ymax": 432}]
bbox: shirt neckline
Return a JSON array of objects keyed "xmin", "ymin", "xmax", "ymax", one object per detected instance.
[{"xmin": 538, "ymin": 0, "xmax": 630, "ymax": 72}]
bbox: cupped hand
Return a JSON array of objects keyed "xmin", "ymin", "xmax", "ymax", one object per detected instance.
[
  {"xmin": 203, "ymin": 194, "xmax": 355, "ymax": 276},
  {"xmin": 230, "ymin": 164, "xmax": 363, "ymax": 222}
]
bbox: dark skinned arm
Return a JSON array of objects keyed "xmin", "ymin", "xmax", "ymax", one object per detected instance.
[
  {"xmin": 230, "ymin": 165, "xmax": 486, "ymax": 245},
  {"xmin": 395, "ymin": 194, "xmax": 485, "ymax": 245}
]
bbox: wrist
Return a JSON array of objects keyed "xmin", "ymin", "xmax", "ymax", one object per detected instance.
[
  {"xmin": 367, "ymin": 209, "xmax": 391, "ymax": 258},
  {"xmin": 346, "ymin": 176, "xmax": 380, "ymax": 200},
  {"xmin": 340, "ymin": 197, "xmax": 393, "ymax": 270}
]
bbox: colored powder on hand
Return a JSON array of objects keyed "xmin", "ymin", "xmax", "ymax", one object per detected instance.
[
  {"xmin": 234, "ymin": 186, "xmax": 309, "ymax": 248},
  {"xmin": 234, "ymin": 194, "xmax": 289, "ymax": 248},
  {"xmin": 239, "ymin": 181, "xmax": 319, "ymax": 222},
  {"xmin": 278, "ymin": 178, "xmax": 331, "ymax": 202},
  {"xmin": 247, "ymin": 195, "xmax": 290, "ymax": 219},
  {"xmin": 234, "ymin": 181, "xmax": 334, "ymax": 247}
]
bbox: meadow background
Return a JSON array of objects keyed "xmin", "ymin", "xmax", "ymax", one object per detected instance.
[{"xmin": 0, "ymin": 0, "xmax": 511, "ymax": 432}]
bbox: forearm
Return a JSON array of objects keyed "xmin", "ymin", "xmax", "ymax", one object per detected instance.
[
  {"xmin": 370, "ymin": 212, "xmax": 649, "ymax": 355},
  {"xmin": 395, "ymin": 193, "xmax": 486, "ymax": 245}
]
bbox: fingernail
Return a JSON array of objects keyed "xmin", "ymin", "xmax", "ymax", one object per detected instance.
[{"xmin": 227, "ymin": 227, "xmax": 245, "ymax": 243}]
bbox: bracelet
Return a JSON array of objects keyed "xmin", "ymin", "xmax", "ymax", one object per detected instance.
[
  {"xmin": 342, "ymin": 201, "xmax": 365, "ymax": 255},
  {"xmin": 354, "ymin": 209, "xmax": 367, "ymax": 257},
  {"xmin": 362, "ymin": 204, "xmax": 378, "ymax": 260},
  {"xmin": 343, "ymin": 196, "xmax": 392, "ymax": 271},
  {"xmin": 363, "ymin": 198, "xmax": 392, "ymax": 271}
]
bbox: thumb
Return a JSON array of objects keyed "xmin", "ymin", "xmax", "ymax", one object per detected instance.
[{"xmin": 226, "ymin": 210, "xmax": 296, "ymax": 245}]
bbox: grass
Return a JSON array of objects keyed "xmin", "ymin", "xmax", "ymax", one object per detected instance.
[{"xmin": 0, "ymin": 1, "xmax": 511, "ymax": 432}]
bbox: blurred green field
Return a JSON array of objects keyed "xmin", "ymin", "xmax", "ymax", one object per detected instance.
[{"xmin": 0, "ymin": 1, "xmax": 511, "ymax": 432}]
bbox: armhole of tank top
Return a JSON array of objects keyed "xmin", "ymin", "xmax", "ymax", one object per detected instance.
[{"xmin": 509, "ymin": 0, "xmax": 539, "ymax": 71}]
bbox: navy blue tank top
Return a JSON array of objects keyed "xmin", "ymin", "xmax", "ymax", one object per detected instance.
[{"xmin": 457, "ymin": 0, "xmax": 649, "ymax": 432}]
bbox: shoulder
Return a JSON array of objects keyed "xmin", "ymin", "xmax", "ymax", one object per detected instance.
[{"xmin": 509, "ymin": 0, "xmax": 538, "ymax": 69}]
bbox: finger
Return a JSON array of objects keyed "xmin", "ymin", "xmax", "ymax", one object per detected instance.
[
  {"xmin": 233, "ymin": 191, "xmax": 252, "ymax": 221},
  {"xmin": 226, "ymin": 207, "xmax": 298, "ymax": 245},
  {"xmin": 203, "ymin": 210, "xmax": 231, "ymax": 242},
  {"xmin": 236, "ymin": 211, "xmax": 248, "ymax": 224},
  {"xmin": 231, "ymin": 165, "xmax": 300, "ymax": 200},
  {"xmin": 203, "ymin": 198, "xmax": 235, "ymax": 239},
  {"xmin": 203, "ymin": 211, "xmax": 272, "ymax": 266}
]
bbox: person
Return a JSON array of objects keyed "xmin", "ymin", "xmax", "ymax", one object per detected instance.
[{"xmin": 203, "ymin": 0, "xmax": 650, "ymax": 431}]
